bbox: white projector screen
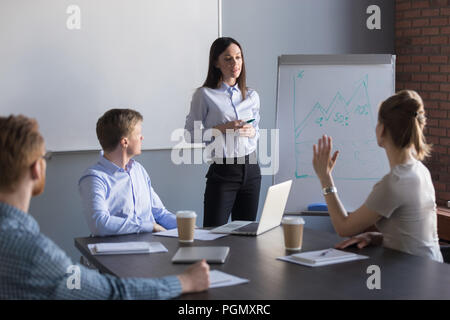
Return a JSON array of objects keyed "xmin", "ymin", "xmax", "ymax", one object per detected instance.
[{"xmin": 0, "ymin": 0, "xmax": 219, "ymax": 151}]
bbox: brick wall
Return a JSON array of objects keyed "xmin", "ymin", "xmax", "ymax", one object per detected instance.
[{"xmin": 396, "ymin": 0, "xmax": 450, "ymax": 205}]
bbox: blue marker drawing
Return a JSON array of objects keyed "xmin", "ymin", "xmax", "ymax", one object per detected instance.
[{"xmin": 293, "ymin": 73, "xmax": 384, "ymax": 180}]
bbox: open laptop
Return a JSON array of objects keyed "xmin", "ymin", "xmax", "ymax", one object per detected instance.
[{"xmin": 210, "ymin": 180, "xmax": 292, "ymax": 236}]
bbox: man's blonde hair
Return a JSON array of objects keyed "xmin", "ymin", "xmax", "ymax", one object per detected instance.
[
  {"xmin": 96, "ymin": 109, "xmax": 143, "ymax": 152},
  {"xmin": 0, "ymin": 115, "xmax": 44, "ymax": 192}
]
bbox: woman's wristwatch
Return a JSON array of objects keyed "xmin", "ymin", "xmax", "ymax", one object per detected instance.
[{"xmin": 322, "ymin": 186, "xmax": 337, "ymax": 196}]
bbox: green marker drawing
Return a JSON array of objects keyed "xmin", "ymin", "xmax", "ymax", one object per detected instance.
[{"xmin": 292, "ymin": 73, "xmax": 382, "ymax": 181}]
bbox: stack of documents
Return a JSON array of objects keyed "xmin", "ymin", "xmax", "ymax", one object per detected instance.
[
  {"xmin": 88, "ymin": 241, "xmax": 168, "ymax": 255},
  {"xmin": 278, "ymin": 248, "xmax": 368, "ymax": 267}
]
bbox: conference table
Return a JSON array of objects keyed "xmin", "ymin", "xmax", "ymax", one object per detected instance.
[{"xmin": 74, "ymin": 226, "xmax": 450, "ymax": 300}]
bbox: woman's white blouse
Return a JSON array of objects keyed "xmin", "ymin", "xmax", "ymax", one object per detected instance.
[{"xmin": 185, "ymin": 82, "xmax": 260, "ymax": 158}]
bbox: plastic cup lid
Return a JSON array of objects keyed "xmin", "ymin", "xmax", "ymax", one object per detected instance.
[
  {"xmin": 176, "ymin": 210, "xmax": 197, "ymax": 218},
  {"xmin": 282, "ymin": 217, "xmax": 305, "ymax": 225}
]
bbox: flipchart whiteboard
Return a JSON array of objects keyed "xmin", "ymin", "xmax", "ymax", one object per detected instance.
[
  {"xmin": 275, "ymin": 55, "xmax": 395, "ymax": 213},
  {"xmin": 0, "ymin": 0, "xmax": 219, "ymax": 151}
]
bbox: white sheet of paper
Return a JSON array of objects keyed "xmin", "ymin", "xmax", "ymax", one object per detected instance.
[
  {"xmin": 209, "ymin": 270, "xmax": 249, "ymax": 288},
  {"xmin": 146, "ymin": 242, "xmax": 169, "ymax": 253},
  {"xmin": 277, "ymin": 253, "xmax": 368, "ymax": 267},
  {"xmin": 88, "ymin": 242, "xmax": 168, "ymax": 255},
  {"xmin": 154, "ymin": 228, "xmax": 229, "ymax": 241}
]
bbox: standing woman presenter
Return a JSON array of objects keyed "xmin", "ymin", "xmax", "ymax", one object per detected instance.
[{"xmin": 185, "ymin": 37, "xmax": 261, "ymax": 227}]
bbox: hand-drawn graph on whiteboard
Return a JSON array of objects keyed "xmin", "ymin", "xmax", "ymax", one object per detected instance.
[
  {"xmin": 275, "ymin": 55, "xmax": 395, "ymax": 212},
  {"xmin": 292, "ymin": 67, "xmax": 388, "ymax": 181}
]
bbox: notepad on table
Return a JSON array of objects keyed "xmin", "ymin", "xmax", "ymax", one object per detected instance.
[
  {"xmin": 88, "ymin": 241, "xmax": 168, "ymax": 255},
  {"xmin": 209, "ymin": 270, "xmax": 249, "ymax": 288},
  {"xmin": 278, "ymin": 248, "xmax": 368, "ymax": 267}
]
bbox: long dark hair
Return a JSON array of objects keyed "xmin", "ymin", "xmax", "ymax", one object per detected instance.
[
  {"xmin": 378, "ymin": 90, "xmax": 431, "ymax": 160},
  {"xmin": 202, "ymin": 37, "xmax": 247, "ymax": 99}
]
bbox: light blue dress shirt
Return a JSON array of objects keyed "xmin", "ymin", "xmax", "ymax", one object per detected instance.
[
  {"xmin": 0, "ymin": 201, "xmax": 182, "ymax": 299},
  {"xmin": 78, "ymin": 155, "xmax": 177, "ymax": 236},
  {"xmin": 184, "ymin": 82, "xmax": 260, "ymax": 158}
]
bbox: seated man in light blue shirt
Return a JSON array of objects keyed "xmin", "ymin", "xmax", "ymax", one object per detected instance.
[{"xmin": 79, "ymin": 109, "xmax": 177, "ymax": 236}]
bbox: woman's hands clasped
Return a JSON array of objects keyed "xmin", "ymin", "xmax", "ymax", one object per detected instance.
[{"xmin": 215, "ymin": 120, "xmax": 255, "ymax": 138}]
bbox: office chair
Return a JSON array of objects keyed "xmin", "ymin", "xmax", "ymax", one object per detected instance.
[{"xmin": 440, "ymin": 243, "xmax": 450, "ymax": 263}]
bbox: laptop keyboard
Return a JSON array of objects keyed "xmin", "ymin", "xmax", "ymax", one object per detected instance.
[
  {"xmin": 226, "ymin": 222, "xmax": 249, "ymax": 229},
  {"xmin": 235, "ymin": 222, "xmax": 259, "ymax": 233}
]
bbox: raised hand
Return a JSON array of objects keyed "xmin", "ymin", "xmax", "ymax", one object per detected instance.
[{"xmin": 312, "ymin": 135, "xmax": 339, "ymax": 183}]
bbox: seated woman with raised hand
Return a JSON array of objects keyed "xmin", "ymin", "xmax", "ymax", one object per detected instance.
[{"xmin": 312, "ymin": 90, "xmax": 443, "ymax": 262}]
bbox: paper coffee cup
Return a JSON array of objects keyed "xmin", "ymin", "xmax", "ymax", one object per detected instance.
[
  {"xmin": 282, "ymin": 217, "xmax": 305, "ymax": 251},
  {"xmin": 176, "ymin": 211, "xmax": 197, "ymax": 243}
]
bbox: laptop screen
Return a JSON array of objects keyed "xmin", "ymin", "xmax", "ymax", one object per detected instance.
[{"xmin": 256, "ymin": 180, "xmax": 292, "ymax": 234}]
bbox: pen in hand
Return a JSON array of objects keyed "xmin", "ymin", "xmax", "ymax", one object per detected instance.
[{"xmin": 238, "ymin": 118, "xmax": 255, "ymax": 128}]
